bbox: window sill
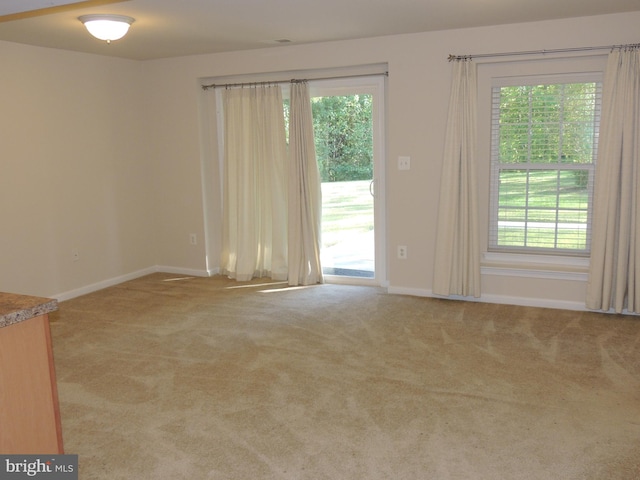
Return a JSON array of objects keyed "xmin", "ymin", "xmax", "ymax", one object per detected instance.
[{"xmin": 481, "ymin": 252, "xmax": 589, "ymax": 281}]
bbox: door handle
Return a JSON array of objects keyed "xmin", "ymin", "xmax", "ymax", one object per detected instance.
[{"xmin": 369, "ymin": 179, "xmax": 375, "ymax": 197}]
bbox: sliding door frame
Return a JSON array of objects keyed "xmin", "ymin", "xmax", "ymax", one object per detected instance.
[{"xmin": 308, "ymin": 75, "xmax": 387, "ymax": 287}]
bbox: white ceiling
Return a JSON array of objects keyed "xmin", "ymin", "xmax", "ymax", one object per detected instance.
[
  {"xmin": 0, "ymin": 0, "xmax": 638, "ymax": 60},
  {"xmin": 0, "ymin": 0, "xmax": 89, "ymax": 16}
]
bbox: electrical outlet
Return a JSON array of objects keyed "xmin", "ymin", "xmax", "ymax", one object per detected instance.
[
  {"xmin": 189, "ymin": 233, "xmax": 197, "ymax": 245},
  {"xmin": 398, "ymin": 156, "xmax": 411, "ymax": 171},
  {"xmin": 397, "ymin": 245, "xmax": 407, "ymax": 259},
  {"xmin": 72, "ymin": 250, "xmax": 80, "ymax": 262}
]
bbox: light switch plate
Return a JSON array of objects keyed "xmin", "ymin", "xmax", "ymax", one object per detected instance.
[{"xmin": 398, "ymin": 156, "xmax": 411, "ymax": 170}]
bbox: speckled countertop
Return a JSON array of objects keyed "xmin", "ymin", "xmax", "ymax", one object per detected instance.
[{"xmin": 0, "ymin": 293, "xmax": 58, "ymax": 328}]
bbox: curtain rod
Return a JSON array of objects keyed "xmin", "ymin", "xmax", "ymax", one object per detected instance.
[
  {"xmin": 448, "ymin": 42, "xmax": 640, "ymax": 61},
  {"xmin": 201, "ymin": 71, "xmax": 388, "ymax": 90}
]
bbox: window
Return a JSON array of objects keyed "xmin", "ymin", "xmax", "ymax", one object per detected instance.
[{"xmin": 489, "ymin": 75, "xmax": 602, "ymax": 255}]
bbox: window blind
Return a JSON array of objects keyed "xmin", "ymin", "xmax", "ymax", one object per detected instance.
[{"xmin": 488, "ymin": 78, "xmax": 602, "ymax": 255}]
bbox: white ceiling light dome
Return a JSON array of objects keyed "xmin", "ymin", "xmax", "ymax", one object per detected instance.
[{"xmin": 79, "ymin": 14, "xmax": 135, "ymax": 43}]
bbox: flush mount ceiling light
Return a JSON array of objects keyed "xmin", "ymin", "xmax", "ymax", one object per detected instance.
[{"xmin": 78, "ymin": 14, "xmax": 135, "ymax": 43}]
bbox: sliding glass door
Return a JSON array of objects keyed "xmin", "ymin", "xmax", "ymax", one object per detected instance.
[{"xmin": 309, "ymin": 76, "xmax": 386, "ymax": 285}]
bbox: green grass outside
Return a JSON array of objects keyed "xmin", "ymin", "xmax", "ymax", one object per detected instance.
[
  {"xmin": 321, "ymin": 180, "xmax": 373, "ymax": 248},
  {"xmin": 319, "ymin": 172, "xmax": 590, "ymax": 252},
  {"xmin": 497, "ymin": 169, "xmax": 590, "ymax": 250}
]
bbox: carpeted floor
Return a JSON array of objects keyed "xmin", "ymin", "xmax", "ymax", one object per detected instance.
[{"xmin": 48, "ymin": 273, "xmax": 640, "ymax": 479}]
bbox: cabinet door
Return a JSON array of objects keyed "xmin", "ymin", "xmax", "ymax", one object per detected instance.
[{"xmin": 0, "ymin": 314, "xmax": 63, "ymax": 454}]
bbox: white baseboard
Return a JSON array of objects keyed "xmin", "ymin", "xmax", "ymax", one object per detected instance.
[
  {"xmin": 54, "ymin": 265, "xmax": 213, "ymax": 302},
  {"xmin": 387, "ymin": 285, "xmax": 587, "ymax": 312},
  {"xmin": 53, "ymin": 269, "xmax": 632, "ymax": 315},
  {"xmin": 54, "ymin": 267, "xmax": 157, "ymax": 302},
  {"xmin": 386, "ymin": 286, "xmax": 432, "ymax": 298}
]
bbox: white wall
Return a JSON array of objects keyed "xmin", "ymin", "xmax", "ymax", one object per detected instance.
[
  {"xmin": 1, "ymin": 12, "xmax": 638, "ymax": 309},
  {"xmin": 0, "ymin": 42, "xmax": 156, "ymax": 298},
  {"xmin": 142, "ymin": 12, "xmax": 639, "ymax": 310}
]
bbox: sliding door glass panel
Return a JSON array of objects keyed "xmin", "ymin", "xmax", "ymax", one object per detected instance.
[{"xmin": 309, "ymin": 77, "xmax": 385, "ymax": 284}]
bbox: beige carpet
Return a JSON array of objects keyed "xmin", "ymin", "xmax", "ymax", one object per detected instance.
[{"xmin": 49, "ymin": 273, "xmax": 640, "ymax": 479}]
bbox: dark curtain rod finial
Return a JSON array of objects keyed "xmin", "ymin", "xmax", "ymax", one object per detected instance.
[{"xmin": 448, "ymin": 54, "xmax": 471, "ymax": 62}]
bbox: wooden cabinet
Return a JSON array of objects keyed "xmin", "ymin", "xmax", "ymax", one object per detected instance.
[{"xmin": 0, "ymin": 294, "xmax": 63, "ymax": 454}]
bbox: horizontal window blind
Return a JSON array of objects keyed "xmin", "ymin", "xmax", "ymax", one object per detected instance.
[{"xmin": 489, "ymin": 80, "xmax": 602, "ymax": 255}]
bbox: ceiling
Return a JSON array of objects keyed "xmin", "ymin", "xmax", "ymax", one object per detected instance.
[{"xmin": 0, "ymin": 0, "xmax": 638, "ymax": 61}]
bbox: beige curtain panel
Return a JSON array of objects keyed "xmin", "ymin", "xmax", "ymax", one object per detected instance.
[
  {"xmin": 586, "ymin": 47, "xmax": 640, "ymax": 313},
  {"xmin": 287, "ymin": 82, "xmax": 323, "ymax": 286},
  {"xmin": 432, "ymin": 59, "xmax": 481, "ymax": 298},
  {"xmin": 221, "ymin": 86, "xmax": 288, "ymax": 281}
]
